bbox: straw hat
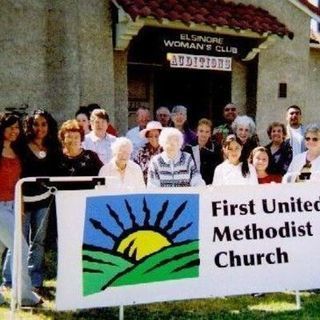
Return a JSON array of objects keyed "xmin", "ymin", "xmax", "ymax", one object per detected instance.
[{"xmin": 140, "ymin": 121, "xmax": 163, "ymax": 138}]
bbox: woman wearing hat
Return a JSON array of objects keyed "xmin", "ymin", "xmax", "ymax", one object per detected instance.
[{"xmin": 134, "ymin": 121, "xmax": 163, "ymax": 183}]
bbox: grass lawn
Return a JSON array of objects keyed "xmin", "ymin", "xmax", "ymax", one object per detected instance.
[
  {"xmin": 2, "ymin": 251, "xmax": 320, "ymax": 319},
  {"xmin": 2, "ymin": 283, "xmax": 320, "ymax": 319}
]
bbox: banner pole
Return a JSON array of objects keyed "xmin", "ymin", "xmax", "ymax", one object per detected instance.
[
  {"xmin": 295, "ymin": 291, "xmax": 301, "ymax": 310},
  {"xmin": 11, "ymin": 177, "xmax": 26, "ymax": 317},
  {"xmin": 119, "ymin": 305, "xmax": 124, "ymax": 320}
]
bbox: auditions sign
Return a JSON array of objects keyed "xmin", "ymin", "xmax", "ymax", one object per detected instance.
[
  {"xmin": 55, "ymin": 182, "xmax": 320, "ymax": 311},
  {"xmin": 167, "ymin": 53, "xmax": 232, "ymax": 71}
]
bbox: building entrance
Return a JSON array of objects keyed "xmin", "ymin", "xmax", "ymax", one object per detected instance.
[{"xmin": 154, "ymin": 68, "xmax": 231, "ymax": 129}]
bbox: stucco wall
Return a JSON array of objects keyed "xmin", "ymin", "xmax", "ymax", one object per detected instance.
[
  {"xmin": 0, "ymin": 0, "xmax": 115, "ymax": 124},
  {"xmin": 232, "ymin": 0, "xmax": 312, "ymax": 144},
  {"xmin": 76, "ymin": 0, "xmax": 115, "ymax": 121},
  {"xmin": 114, "ymin": 51, "xmax": 128, "ymax": 135},
  {"xmin": 1, "ymin": 0, "xmax": 318, "ymax": 134},
  {"xmin": 307, "ymin": 48, "xmax": 320, "ymax": 122},
  {"xmin": 231, "ymin": 60, "xmax": 247, "ymax": 115},
  {"xmin": 0, "ymin": 1, "xmax": 48, "ymax": 111}
]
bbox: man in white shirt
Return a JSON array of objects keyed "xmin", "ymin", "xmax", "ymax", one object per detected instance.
[
  {"xmin": 126, "ymin": 107, "xmax": 150, "ymax": 157},
  {"xmin": 83, "ymin": 109, "xmax": 116, "ymax": 164},
  {"xmin": 286, "ymin": 105, "xmax": 306, "ymax": 156}
]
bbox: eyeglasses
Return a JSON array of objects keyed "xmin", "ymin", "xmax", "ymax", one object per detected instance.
[
  {"xmin": 225, "ymin": 108, "xmax": 236, "ymax": 112},
  {"xmin": 305, "ymin": 137, "xmax": 319, "ymax": 142},
  {"xmin": 158, "ymin": 114, "xmax": 169, "ymax": 117},
  {"xmin": 289, "ymin": 111, "xmax": 301, "ymax": 115}
]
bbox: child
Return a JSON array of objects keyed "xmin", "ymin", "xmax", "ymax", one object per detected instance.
[
  {"xmin": 213, "ymin": 134, "xmax": 258, "ymax": 185},
  {"xmin": 250, "ymin": 146, "xmax": 282, "ymax": 184}
]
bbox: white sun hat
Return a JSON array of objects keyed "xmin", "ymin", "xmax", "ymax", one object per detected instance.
[{"xmin": 140, "ymin": 121, "xmax": 163, "ymax": 138}]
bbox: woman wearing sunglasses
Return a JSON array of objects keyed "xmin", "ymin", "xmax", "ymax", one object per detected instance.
[{"xmin": 283, "ymin": 123, "xmax": 320, "ymax": 183}]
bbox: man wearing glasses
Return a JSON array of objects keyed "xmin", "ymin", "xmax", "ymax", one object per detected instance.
[
  {"xmin": 212, "ymin": 103, "xmax": 238, "ymax": 145},
  {"xmin": 286, "ymin": 105, "xmax": 306, "ymax": 157}
]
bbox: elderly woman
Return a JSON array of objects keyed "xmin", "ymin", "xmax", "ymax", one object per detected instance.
[
  {"xmin": 283, "ymin": 123, "xmax": 320, "ymax": 183},
  {"xmin": 147, "ymin": 128, "xmax": 205, "ymax": 187},
  {"xmin": 59, "ymin": 119, "xmax": 103, "ymax": 177},
  {"xmin": 99, "ymin": 137, "xmax": 145, "ymax": 189},
  {"xmin": 171, "ymin": 105, "xmax": 197, "ymax": 147},
  {"xmin": 231, "ymin": 115, "xmax": 259, "ymax": 160},
  {"xmin": 134, "ymin": 121, "xmax": 163, "ymax": 183},
  {"xmin": 264, "ymin": 122, "xmax": 292, "ymax": 176}
]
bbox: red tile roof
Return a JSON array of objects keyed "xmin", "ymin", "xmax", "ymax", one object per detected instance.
[
  {"xmin": 298, "ymin": 0, "xmax": 320, "ymax": 16},
  {"xmin": 114, "ymin": 0, "xmax": 294, "ymax": 39}
]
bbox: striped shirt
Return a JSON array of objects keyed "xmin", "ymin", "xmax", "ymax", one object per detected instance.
[{"xmin": 147, "ymin": 151, "xmax": 205, "ymax": 187}]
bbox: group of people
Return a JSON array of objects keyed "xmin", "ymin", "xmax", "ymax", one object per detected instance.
[{"xmin": 1, "ymin": 101, "xmax": 320, "ymax": 306}]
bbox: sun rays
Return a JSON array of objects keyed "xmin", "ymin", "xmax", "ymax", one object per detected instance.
[
  {"xmin": 88, "ymin": 197, "xmax": 192, "ymax": 262},
  {"xmin": 82, "ymin": 193, "xmax": 199, "ymax": 295}
]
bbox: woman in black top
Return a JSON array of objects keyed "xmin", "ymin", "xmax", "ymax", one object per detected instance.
[
  {"xmin": 59, "ymin": 119, "xmax": 103, "ymax": 181},
  {"xmin": 184, "ymin": 118, "xmax": 222, "ymax": 185},
  {"xmin": 21, "ymin": 109, "xmax": 62, "ymax": 290},
  {"xmin": 264, "ymin": 122, "xmax": 292, "ymax": 176}
]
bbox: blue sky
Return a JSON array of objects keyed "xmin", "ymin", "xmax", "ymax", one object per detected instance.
[{"xmin": 83, "ymin": 193, "xmax": 199, "ymax": 250}]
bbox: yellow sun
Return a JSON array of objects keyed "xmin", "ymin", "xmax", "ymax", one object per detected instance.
[{"xmin": 117, "ymin": 230, "xmax": 172, "ymax": 261}]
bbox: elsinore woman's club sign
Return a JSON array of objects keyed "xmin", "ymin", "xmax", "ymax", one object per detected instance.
[{"xmin": 55, "ymin": 182, "xmax": 320, "ymax": 311}]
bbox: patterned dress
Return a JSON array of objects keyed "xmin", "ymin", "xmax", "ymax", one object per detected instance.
[{"xmin": 134, "ymin": 143, "xmax": 162, "ymax": 183}]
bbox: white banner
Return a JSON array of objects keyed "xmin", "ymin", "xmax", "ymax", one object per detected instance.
[
  {"xmin": 55, "ymin": 183, "xmax": 320, "ymax": 310},
  {"xmin": 167, "ymin": 53, "xmax": 232, "ymax": 71}
]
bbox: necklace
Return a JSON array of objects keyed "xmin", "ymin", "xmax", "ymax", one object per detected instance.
[
  {"xmin": 38, "ymin": 150, "xmax": 47, "ymax": 159},
  {"xmin": 31, "ymin": 142, "xmax": 47, "ymax": 159}
]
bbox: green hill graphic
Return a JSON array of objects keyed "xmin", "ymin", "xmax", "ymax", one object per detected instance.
[{"xmin": 83, "ymin": 240, "xmax": 199, "ymax": 296}]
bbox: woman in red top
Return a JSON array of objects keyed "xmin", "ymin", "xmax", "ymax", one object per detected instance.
[
  {"xmin": 0, "ymin": 112, "xmax": 41, "ymax": 306},
  {"xmin": 250, "ymin": 146, "xmax": 282, "ymax": 184}
]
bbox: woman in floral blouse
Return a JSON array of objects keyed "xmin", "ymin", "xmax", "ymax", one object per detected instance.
[{"xmin": 134, "ymin": 121, "xmax": 163, "ymax": 183}]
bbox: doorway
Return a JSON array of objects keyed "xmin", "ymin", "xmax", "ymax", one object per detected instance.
[{"xmin": 154, "ymin": 68, "xmax": 231, "ymax": 130}]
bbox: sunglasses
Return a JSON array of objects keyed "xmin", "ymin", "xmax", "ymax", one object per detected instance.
[
  {"xmin": 225, "ymin": 108, "xmax": 236, "ymax": 112},
  {"xmin": 305, "ymin": 137, "xmax": 319, "ymax": 142}
]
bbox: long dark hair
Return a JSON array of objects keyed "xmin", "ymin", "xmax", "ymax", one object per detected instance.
[
  {"xmin": 25, "ymin": 109, "xmax": 60, "ymax": 151},
  {"xmin": 223, "ymin": 134, "xmax": 250, "ymax": 177},
  {"xmin": 249, "ymin": 146, "xmax": 273, "ymax": 174},
  {"xmin": 0, "ymin": 112, "xmax": 25, "ymax": 158}
]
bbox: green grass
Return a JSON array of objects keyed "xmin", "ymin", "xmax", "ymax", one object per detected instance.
[
  {"xmin": 2, "ymin": 250, "xmax": 320, "ymax": 319},
  {"xmin": 3, "ymin": 281, "xmax": 320, "ymax": 319}
]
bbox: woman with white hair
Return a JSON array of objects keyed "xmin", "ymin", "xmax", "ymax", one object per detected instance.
[
  {"xmin": 231, "ymin": 115, "xmax": 259, "ymax": 160},
  {"xmin": 283, "ymin": 123, "xmax": 320, "ymax": 183},
  {"xmin": 147, "ymin": 128, "xmax": 205, "ymax": 187},
  {"xmin": 99, "ymin": 137, "xmax": 145, "ymax": 189}
]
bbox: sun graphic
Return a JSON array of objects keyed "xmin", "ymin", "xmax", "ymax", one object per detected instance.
[
  {"xmin": 117, "ymin": 230, "xmax": 171, "ymax": 261},
  {"xmin": 82, "ymin": 194, "xmax": 199, "ymax": 295}
]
